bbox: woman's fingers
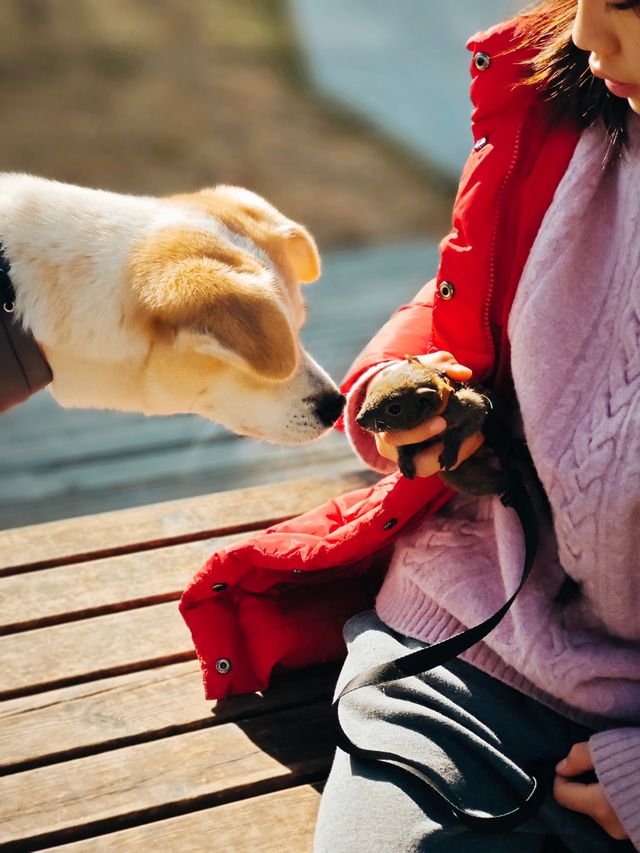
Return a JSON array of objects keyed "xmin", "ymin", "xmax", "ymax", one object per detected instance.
[
  {"xmin": 404, "ymin": 441, "xmax": 446, "ymax": 479},
  {"xmin": 376, "ymin": 430, "xmax": 485, "ymax": 478},
  {"xmin": 423, "ymin": 351, "xmax": 473, "ymax": 382},
  {"xmin": 555, "ymin": 741, "xmax": 594, "ymax": 776},
  {"xmin": 412, "ymin": 432, "xmax": 485, "ymax": 477},
  {"xmin": 553, "ymin": 778, "xmax": 603, "ymax": 817},
  {"xmin": 553, "ymin": 778, "xmax": 629, "ymax": 840},
  {"xmin": 445, "ymin": 432, "xmax": 485, "ymax": 471},
  {"xmin": 553, "ymin": 742, "xmax": 628, "ymax": 841},
  {"xmin": 380, "ymin": 416, "xmax": 448, "ymax": 448},
  {"xmin": 374, "ymin": 416, "xmax": 446, "ymax": 468}
]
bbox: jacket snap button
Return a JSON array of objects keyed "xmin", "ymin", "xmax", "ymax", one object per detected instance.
[
  {"xmin": 216, "ymin": 658, "xmax": 232, "ymax": 674},
  {"xmin": 473, "ymin": 136, "xmax": 488, "ymax": 151},
  {"xmin": 211, "ymin": 582, "xmax": 228, "ymax": 592},
  {"xmin": 474, "ymin": 52, "xmax": 491, "ymax": 71},
  {"xmin": 383, "ymin": 518, "xmax": 398, "ymax": 531},
  {"xmin": 438, "ymin": 281, "xmax": 455, "ymax": 300}
]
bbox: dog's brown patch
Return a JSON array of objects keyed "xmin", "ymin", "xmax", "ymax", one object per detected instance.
[
  {"xmin": 169, "ymin": 186, "xmax": 321, "ymax": 284},
  {"xmin": 128, "ymin": 227, "xmax": 297, "ymax": 380}
]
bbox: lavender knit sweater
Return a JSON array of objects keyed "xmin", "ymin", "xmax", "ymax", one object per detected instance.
[{"xmin": 344, "ymin": 116, "xmax": 640, "ymax": 847}]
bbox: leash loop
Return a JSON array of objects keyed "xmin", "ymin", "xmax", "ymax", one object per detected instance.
[{"xmin": 333, "ymin": 414, "xmax": 544, "ymax": 832}]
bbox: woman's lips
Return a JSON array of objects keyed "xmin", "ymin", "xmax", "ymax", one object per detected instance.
[
  {"xmin": 604, "ymin": 78, "xmax": 638, "ymax": 99},
  {"xmin": 590, "ymin": 65, "xmax": 638, "ymax": 99}
]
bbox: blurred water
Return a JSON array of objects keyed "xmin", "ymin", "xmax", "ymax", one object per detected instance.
[{"xmin": 290, "ymin": 0, "xmax": 525, "ymax": 176}]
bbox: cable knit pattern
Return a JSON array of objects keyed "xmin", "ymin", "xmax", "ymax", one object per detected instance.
[{"xmin": 346, "ymin": 116, "xmax": 640, "ymax": 847}]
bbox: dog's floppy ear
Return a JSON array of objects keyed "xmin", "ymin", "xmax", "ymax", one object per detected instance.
[
  {"xmin": 130, "ymin": 231, "xmax": 298, "ymax": 380},
  {"xmin": 276, "ymin": 223, "xmax": 321, "ymax": 284},
  {"xmin": 176, "ymin": 186, "xmax": 321, "ymax": 284}
]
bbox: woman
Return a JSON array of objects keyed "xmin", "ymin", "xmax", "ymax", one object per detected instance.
[
  {"xmin": 312, "ymin": 0, "xmax": 640, "ymax": 850},
  {"xmin": 180, "ymin": 0, "xmax": 639, "ymax": 849}
]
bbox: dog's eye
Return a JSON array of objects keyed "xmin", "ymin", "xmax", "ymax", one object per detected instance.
[{"xmin": 386, "ymin": 403, "xmax": 403, "ymax": 417}]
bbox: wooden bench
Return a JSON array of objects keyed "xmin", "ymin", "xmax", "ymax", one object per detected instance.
[{"xmin": 0, "ymin": 470, "xmax": 376, "ymax": 852}]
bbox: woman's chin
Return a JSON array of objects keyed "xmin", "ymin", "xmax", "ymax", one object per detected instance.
[{"xmin": 629, "ymin": 96, "xmax": 640, "ymax": 115}]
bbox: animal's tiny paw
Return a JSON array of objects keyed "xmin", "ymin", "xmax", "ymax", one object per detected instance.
[
  {"xmin": 397, "ymin": 449, "xmax": 416, "ymax": 480},
  {"xmin": 438, "ymin": 446, "xmax": 458, "ymax": 472},
  {"xmin": 399, "ymin": 462, "xmax": 416, "ymax": 480}
]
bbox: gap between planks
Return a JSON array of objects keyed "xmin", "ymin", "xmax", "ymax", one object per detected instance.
[
  {"xmin": 0, "ymin": 701, "xmax": 335, "ymax": 850},
  {"xmin": 0, "ymin": 531, "xmax": 250, "ymax": 635},
  {"xmin": 41, "ymin": 783, "xmax": 324, "ymax": 853},
  {"xmin": 0, "ymin": 600, "xmax": 197, "ymax": 700},
  {"xmin": 0, "ymin": 660, "xmax": 339, "ymax": 774}
]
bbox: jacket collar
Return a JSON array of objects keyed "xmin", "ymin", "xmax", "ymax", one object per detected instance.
[{"xmin": 0, "ymin": 245, "xmax": 53, "ymax": 413}]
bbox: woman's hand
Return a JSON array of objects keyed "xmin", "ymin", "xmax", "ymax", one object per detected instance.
[
  {"xmin": 372, "ymin": 351, "xmax": 484, "ymax": 478},
  {"xmin": 554, "ymin": 742, "xmax": 629, "ymax": 841}
]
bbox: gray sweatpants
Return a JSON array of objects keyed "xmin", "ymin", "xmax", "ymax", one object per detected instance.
[{"xmin": 314, "ymin": 611, "xmax": 634, "ymax": 853}]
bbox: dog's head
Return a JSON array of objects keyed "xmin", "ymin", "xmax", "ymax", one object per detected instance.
[{"xmin": 126, "ymin": 185, "xmax": 344, "ymax": 444}]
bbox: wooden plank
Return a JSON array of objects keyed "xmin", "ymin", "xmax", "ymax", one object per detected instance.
[
  {"xmin": 44, "ymin": 784, "xmax": 323, "ymax": 852},
  {"xmin": 0, "ymin": 470, "xmax": 376, "ymax": 573},
  {"xmin": 0, "ymin": 661, "xmax": 338, "ymax": 772},
  {"xmin": 0, "ymin": 533, "xmax": 244, "ymax": 634},
  {"xmin": 0, "ymin": 601, "xmax": 194, "ymax": 699},
  {"xmin": 0, "ymin": 702, "xmax": 334, "ymax": 849},
  {"xmin": 0, "ymin": 661, "xmax": 204, "ymax": 771}
]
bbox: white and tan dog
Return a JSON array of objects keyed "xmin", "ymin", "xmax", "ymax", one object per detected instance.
[{"xmin": 0, "ymin": 174, "xmax": 344, "ymax": 443}]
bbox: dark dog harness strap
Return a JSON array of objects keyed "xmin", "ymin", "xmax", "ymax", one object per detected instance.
[
  {"xmin": 0, "ymin": 245, "xmax": 53, "ymax": 413},
  {"xmin": 332, "ymin": 418, "xmax": 546, "ymax": 833}
]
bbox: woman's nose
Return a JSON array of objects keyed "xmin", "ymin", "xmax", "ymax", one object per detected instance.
[{"xmin": 572, "ymin": 0, "xmax": 619, "ymax": 58}]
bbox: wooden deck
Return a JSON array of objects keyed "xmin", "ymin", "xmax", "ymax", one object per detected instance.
[
  {"xmin": 0, "ymin": 240, "xmax": 438, "ymax": 530},
  {"xmin": 0, "ymin": 470, "xmax": 376, "ymax": 851}
]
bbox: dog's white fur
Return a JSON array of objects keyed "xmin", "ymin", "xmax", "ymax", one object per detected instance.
[{"xmin": 0, "ymin": 173, "xmax": 342, "ymax": 444}]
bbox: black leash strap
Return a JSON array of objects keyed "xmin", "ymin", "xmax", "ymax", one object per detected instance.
[{"xmin": 332, "ymin": 444, "xmax": 545, "ymax": 832}]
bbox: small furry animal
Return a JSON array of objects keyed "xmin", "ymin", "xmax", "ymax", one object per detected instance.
[
  {"xmin": 356, "ymin": 355, "xmax": 507, "ymax": 495},
  {"xmin": 0, "ymin": 174, "xmax": 344, "ymax": 444}
]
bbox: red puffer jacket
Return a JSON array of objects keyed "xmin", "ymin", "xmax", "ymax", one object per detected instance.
[{"xmin": 180, "ymin": 17, "xmax": 580, "ymax": 701}]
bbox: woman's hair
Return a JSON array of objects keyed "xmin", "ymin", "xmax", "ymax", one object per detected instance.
[{"xmin": 519, "ymin": 0, "xmax": 640, "ymax": 159}]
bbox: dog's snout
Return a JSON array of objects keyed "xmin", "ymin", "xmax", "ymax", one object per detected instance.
[{"xmin": 314, "ymin": 391, "xmax": 345, "ymax": 427}]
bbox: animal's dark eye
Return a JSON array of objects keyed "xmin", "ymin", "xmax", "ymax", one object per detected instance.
[{"xmin": 386, "ymin": 403, "xmax": 403, "ymax": 416}]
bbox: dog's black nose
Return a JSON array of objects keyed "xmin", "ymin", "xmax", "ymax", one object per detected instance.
[{"xmin": 314, "ymin": 391, "xmax": 345, "ymax": 427}]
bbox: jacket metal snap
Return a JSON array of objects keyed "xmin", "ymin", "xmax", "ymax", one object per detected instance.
[
  {"xmin": 438, "ymin": 281, "xmax": 455, "ymax": 300},
  {"xmin": 383, "ymin": 518, "xmax": 398, "ymax": 531},
  {"xmin": 473, "ymin": 136, "xmax": 488, "ymax": 151},
  {"xmin": 211, "ymin": 582, "xmax": 227, "ymax": 592},
  {"xmin": 216, "ymin": 658, "xmax": 232, "ymax": 674},
  {"xmin": 474, "ymin": 52, "xmax": 491, "ymax": 71}
]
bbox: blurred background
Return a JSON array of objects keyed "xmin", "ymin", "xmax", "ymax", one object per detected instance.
[{"xmin": 0, "ymin": 0, "xmax": 522, "ymax": 529}]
